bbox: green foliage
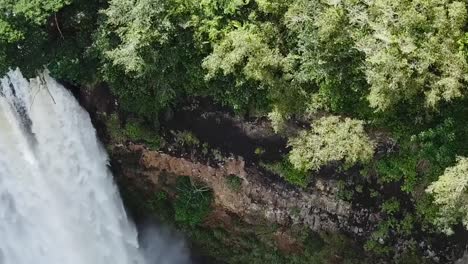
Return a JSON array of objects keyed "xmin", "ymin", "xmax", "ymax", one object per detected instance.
[
  {"xmin": 0, "ymin": 0, "xmax": 70, "ymax": 45},
  {"xmin": 184, "ymin": 222, "xmax": 365, "ymax": 264},
  {"xmin": 100, "ymin": 0, "xmax": 174, "ymax": 74},
  {"xmin": 380, "ymin": 198, "xmax": 400, "ymax": 216},
  {"xmin": 124, "ymin": 119, "xmax": 161, "ymax": 149},
  {"xmin": 0, "ymin": 0, "xmax": 102, "ymax": 81},
  {"xmin": 261, "ymin": 158, "xmax": 310, "ymax": 187},
  {"xmin": 202, "ymin": 23, "xmax": 283, "ymax": 112},
  {"xmin": 104, "ymin": 114, "xmax": 161, "ymax": 148},
  {"xmin": 336, "ymin": 180, "xmax": 355, "ymax": 201},
  {"xmin": 285, "ymin": 0, "xmax": 368, "ymax": 115},
  {"xmin": 203, "ymin": 24, "xmax": 284, "ymax": 87},
  {"xmin": 364, "ymin": 118, "xmax": 464, "ymax": 253},
  {"xmin": 365, "ymin": 213, "xmax": 418, "ymax": 256},
  {"xmin": 146, "ymin": 191, "xmax": 173, "ymax": 221},
  {"xmin": 172, "ymin": 130, "xmax": 200, "ymax": 148},
  {"xmin": 375, "ymin": 154, "xmax": 418, "ymax": 193},
  {"xmin": 426, "ymin": 157, "xmax": 468, "ymax": 234},
  {"xmin": 225, "ymin": 175, "xmax": 243, "ymax": 192},
  {"xmin": 2, "ymin": 0, "xmax": 468, "ymax": 259},
  {"xmin": 289, "ymin": 116, "xmax": 375, "ymax": 172},
  {"xmin": 174, "ymin": 177, "xmax": 213, "ymax": 226},
  {"xmin": 318, "ymin": 233, "xmax": 363, "ymax": 264},
  {"xmin": 364, "ymin": 219, "xmax": 393, "ymax": 255},
  {"xmin": 396, "ymin": 248, "xmax": 427, "ymax": 264},
  {"xmin": 268, "ymin": 106, "xmax": 289, "ymax": 133},
  {"xmin": 119, "ymin": 155, "xmax": 369, "ymax": 264},
  {"xmin": 255, "ymin": 0, "xmax": 289, "ymax": 15},
  {"xmin": 348, "ymin": 0, "xmax": 468, "ymax": 110},
  {"xmin": 94, "ymin": 0, "xmax": 206, "ymax": 118},
  {"xmin": 105, "ymin": 113, "xmax": 125, "ymax": 143},
  {"xmin": 7, "ymin": 0, "xmax": 71, "ymax": 25},
  {"xmin": 254, "ymin": 147, "xmax": 265, "ymax": 156},
  {"xmin": 375, "ymin": 118, "xmax": 459, "ymax": 193}
]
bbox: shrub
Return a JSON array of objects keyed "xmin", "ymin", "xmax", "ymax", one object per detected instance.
[
  {"xmin": 262, "ymin": 158, "xmax": 310, "ymax": 187},
  {"xmin": 288, "ymin": 116, "xmax": 375, "ymax": 172},
  {"xmin": 174, "ymin": 177, "xmax": 213, "ymax": 227},
  {"xmin": 105, "ymin": 113, "xmax": 125, "ymax": 143},
  {"xmin": 426, "ymin": 157, "xmax": 468, "ymax": 234},
  {"xmin": 172, "ymin": 130, "xmax": 200, "ymax": 148},
  {"xmin": 225, "ymin": 175, "xmax": 243, "ymax": 192},
  {"xmin": 254, "ymin": 147, "xmax": 266, "ymax": 156},
  {"xmin": 381, "ymin": 198, "xmax": 400, "ymax": 216},
  {"xmin": 124, "ymin": 120, "xmax": 162, "ymax": 149}
]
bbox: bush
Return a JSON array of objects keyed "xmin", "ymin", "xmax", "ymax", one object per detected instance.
[
  {"xmin": 381, "ymin": 198, "xmax": 400, "ymax": 216},
  {"xmin": 288, "ymin": 116, "xmax": 375, "ymax": 172},
  {"xmin": 124, "ymin": 119, "xmax": 162, "ymax": 149},
  {"xmin": 426, "ymin": 157, "xmax": 468, "ymax": 234},
  {"xmin": 174, "ymin": 177, "xmax": 213, "ymax": 227},
  {"xmin": 172, "ymin": 130, "xmax": 200, "ymax": 148},
  {"xmin": 262, "ymin": 158, "xmax": 310, "ymax": 187},
  {"xmin": 225, "ymin": 175, "xmax": 243, "ymax": 192},
  {"xmin": 105, "ymin": 113, "xmax": 125, "ymax": 143}
]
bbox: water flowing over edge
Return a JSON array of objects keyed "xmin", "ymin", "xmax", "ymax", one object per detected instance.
[{"xmin": 0, "ymin": 69, "xmax": 190, "ymax": 264}]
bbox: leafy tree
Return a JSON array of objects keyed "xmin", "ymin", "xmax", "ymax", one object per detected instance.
[
  {"xmin": 202, "ymin": 23, "xmax": 287, "ymax": 112},
  {"xmin": 375, "ymin": 118, "xmax": 460, "ymax": 193},
  {"xmin": 94, "ymin": 0, "xmax": 205, "ymax": 118},
  {"xmin": 347, "ymin": 0, "xmax": 468, "ymax": 111},
  {"xmin": 285, "ymin": 0, "xmax": 368, "ymax": 115},
  {"xmin": 288, "ymin": 116, "xmax": 375, "ymax": 172},
  {"xmin": 426, "ymin": 157, "xmax": 468, "ymax": 234},
  {"xmin": 2, "ymin": 0, "xmax": 468, "ymax": 257},
  {"xmin": 100, "ymin": 0, "xmax": 175, "ymax": 74},
  {"xmin": 0, "ymin": 0, "xmax": 70, "ymax": 74},
  {"xmin": 203, "ymin": 24, "xmax": 284, "ymax": 89},
  {"xmin": 0, "ymin": 0, "xmax": 103, "ymax": 82}
]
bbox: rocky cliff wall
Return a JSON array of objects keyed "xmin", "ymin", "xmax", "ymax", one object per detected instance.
[{"xmin": 112, "ymin": 143, "xmax": 379, "ymax": 237}]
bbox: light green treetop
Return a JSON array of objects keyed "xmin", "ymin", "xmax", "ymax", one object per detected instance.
[
  {"xmin": 203, "ymin": 24, "xmax": 285, "ymax": 87},
  {"xmin": 426, "ymin": 157, "xmax": 468, "ymax": 234},
  {"xmin": 288, "ymin": 115, "xmax": 375, "ymax": 172},
  {"xmin": 348, "ymin": 0, "xmax": 468, "ymax": 110},
  {"xmin": 102, "ymin": 0, "xmax": 175, "ymax": 74}
]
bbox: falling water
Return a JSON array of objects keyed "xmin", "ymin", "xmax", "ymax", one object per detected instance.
[{"xmin": 0, "ymin": 70, "xmax": 188, "ymax": 264}]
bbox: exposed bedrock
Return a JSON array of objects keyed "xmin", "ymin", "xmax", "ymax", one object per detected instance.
[{"xmin": 112, "ymin": 142, "xmax": 378, "ymax": 237}]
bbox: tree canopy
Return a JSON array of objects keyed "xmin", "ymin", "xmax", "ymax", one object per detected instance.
[
  {"xmin": 426, "ymin": 157, "xmax": 468, "ymax": 235},
  {"xmin": 288, "ymin": 116, "xmax": 375, "ymax": 172},
  {"xmin": 1, "ymin": 0, "xmax": 468, "ymax": 254}
]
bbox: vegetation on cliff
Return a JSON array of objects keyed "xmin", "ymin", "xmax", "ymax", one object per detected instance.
[{"xmin": 1, "ymin": 0, "xmax": 468, "ymax": 262}]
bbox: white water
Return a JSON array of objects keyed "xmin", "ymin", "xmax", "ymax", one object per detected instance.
[{"xmin": 0, "ymin": 70, "xmax": 189, "ymax": 264}]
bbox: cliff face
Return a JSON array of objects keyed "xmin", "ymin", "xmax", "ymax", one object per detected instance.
[
  {"xmin": 112, "ymin": 143, "xmax": 378, "ymax": 237},
  {"xmin": 78, "ymin": 84, "xmax": 378, "ymax": 239},
  {"xmin": 76, "ymin": 83, "xmax": 467, "ymax": 264}
]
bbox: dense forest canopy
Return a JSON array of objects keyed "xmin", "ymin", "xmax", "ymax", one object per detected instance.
[{"xmin": 1, "ymin": 0, "xmax": 467, "ymax": 258}]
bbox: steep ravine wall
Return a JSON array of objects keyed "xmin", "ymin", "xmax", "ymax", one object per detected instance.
[
  {"xmin": 77, "ymin": 85, "xmax": 378, "ymax": 238},
  {"xmin": 112, "ymin": 143, "xmax": 379, "ymax": 237},
  {"xmin": 75, "ymin": 83, "xmax": 467, "ymax": 264}
]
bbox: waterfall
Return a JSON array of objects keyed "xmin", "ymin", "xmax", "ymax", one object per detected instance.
[{"xmin": 0, "ymin": 69, "xmax": 188, "ymax": 264}]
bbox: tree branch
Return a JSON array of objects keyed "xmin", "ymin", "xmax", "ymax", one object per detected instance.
[{"xmin": 54, "ymin": 13, "xmax": 64, "ymax": 40}]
